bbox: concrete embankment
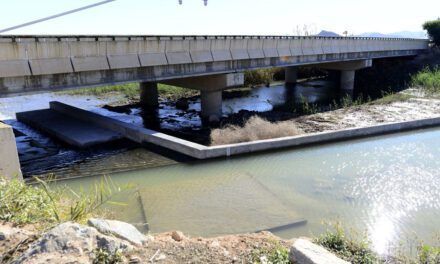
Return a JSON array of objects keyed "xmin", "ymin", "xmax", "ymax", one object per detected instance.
[{"xmin": 49, "ymin": 101, "xmax": 440, "ymax": 159}]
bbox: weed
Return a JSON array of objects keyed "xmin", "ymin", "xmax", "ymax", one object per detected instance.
[
  {"xmin": 417, "ymin": 244, "xmax": 440, "ymax": 264},
  {"xmin": 93, "ymin": 247, "xmax": 123, "ymax": 264},
  {"xmin": 210, "ymin": 116, "xmax": 303, "ymax": 145},
  {"xmin": 315, "ymin": 222, "xmax": 379, "ymax": 264},
  {"xmin": 250, "ymin": 241, "xmax": 290, "ymax": 264},
  {"xmin": 411, "ymin": 67, "xmax": 440, "ymax": 94},
  {"xmin": 0, "ymin": 176, "xmax": 130, "ymax": 227}
]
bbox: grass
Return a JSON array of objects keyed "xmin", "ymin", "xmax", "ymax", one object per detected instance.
[
  {"xmin": 316, "ymin": 222, "xmax": 440, "ymax": 264},
  {"xmin": 368, "ymin": 92, "xmax": 413, "ymax": 105},
  {"xmin": 61, "ymin": 83, "xmax": 198, "ymax": 101},
  {"xmin": 250, "ymin": 241, "xmax": 290, "ymax": 264},
  {"xmin": 0, "ymin": 176, "xmax": 130, "ymax": 227},
  {"xmin": 411, "ymin": 67, "xmax": 440, "ymax": 94},
  {"xmin": 315, "ymin": 222, "xmax": 380, "ymax": 264},
  {"xmin": 210, "ymin": 116, "xmax": 303, "ymax": 145}
]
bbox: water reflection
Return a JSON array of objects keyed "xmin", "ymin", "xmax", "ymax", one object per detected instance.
[{"xmin": 62, "ymin": 127, "xmax": 440, "ymax": 255}]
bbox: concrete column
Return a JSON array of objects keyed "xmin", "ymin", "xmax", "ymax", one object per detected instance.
[
  {"xmin": 201, "ymin": 90, "xmax": 222, "ymax": 121},
  {"xmin": 285, "ymin": 67, "xmax": 298, "ymax": 84},
  {"xmin": 340, "ymin": 70, "xmax": 355, "ymax": 92},
  {"xmin": 0, "ymin": 123, "xmax": 22, "ymax": 180},
  {"xmin": 140, "ymin": 82, "xmax": 159, "ymax": 108}
]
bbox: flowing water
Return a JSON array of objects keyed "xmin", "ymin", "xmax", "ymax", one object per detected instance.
[
  {"xmin": 2, "ymin": 82, "xmax": 439, "ymax": 255},
  {"xmin": 62, "ymin": 127, "xmax": 440, "ymax": 255}
]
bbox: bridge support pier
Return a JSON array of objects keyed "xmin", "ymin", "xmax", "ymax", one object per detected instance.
[
  {"xmin": 319, "ymin": 59, "xmax": 372, "ymax": 95},
  {"xmin": 0, "ymin": 122, "xmax": 22, "ymax": 181},
  {"xmin": 201, "ymin": 90, "xmax": 222, "ymax": 121},
  {"xmin": 285, "ymin": 67, "xmax": 298, "ymax": 85},
  {"xmin": 340, "ymin": 70, "xmax": 355, "ymax": 93},
  {"xmin": 161, "ymin": 73, "xmax": 244, "ymax": 122},
  {"xmin": 140, "ymin": 82, "xmax": 159, "ymax": 109}
]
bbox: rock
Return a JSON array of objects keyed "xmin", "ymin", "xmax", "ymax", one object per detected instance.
[
  {"xmin": 176, "ymin": 98, "xmax": 189, "ymax": 110},
  {"xmin": 129, "ymin": 256, "xmax": 141, "ymax": 263},
  {"xmin": 171, "ymin": 231, "xmax": 185, "ymax": 242},
  {"xmin": 289, "ymin": 238, "xmax": 349, "ymax": 264},
  {"xmin": 0, "ymin": 231, "xmax": 6, "ymax": 241},
  {"xmin": 156, "ymin": 253, "xmax": 167, "ymax": 261},
  {"xmin": 13, "ymin": 222, "xmax": 132, "ymax": 264},
  {"xmin": 88, "ymin": 218, "xmax": 150, "ymax": 246}
]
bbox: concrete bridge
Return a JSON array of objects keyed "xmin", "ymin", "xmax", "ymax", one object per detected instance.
[
  {"xmin": 0, "ymin": 35, "xmax": 429, "ymax": 118},
  {"xmin": 0, "ymin": 35, "xmax": 430, "ymax": 179}
]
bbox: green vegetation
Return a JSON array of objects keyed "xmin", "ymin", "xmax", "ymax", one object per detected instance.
[
  {"xmin": 315, "ymin": 223, "xmax": 379, "ymax": 264},
  {"xmin": 0, "ymin": 177, "xmax": 130, "ymax": 227},
  {"xmin": 423, "ymin": 19, "xmax": 440, "ymax": 47},
  {"xmin": 244, "ymin": 68, "xmax": 279, "ymax": 87},
  {"xmin": 250, "ymin": 241, "xmax": 290, "ymax": 264},
  {"xmin": 157, "ymin": 83, "xmax": 198, "ymax": 100},
  {"xmin": 417, "ymin": 244, "xmax": 440, "ymax": 264},
  {"xmin": 61, "ymin": 83, "xmax": 197, "ymax": 101},
  {"xmin": 411, "ymin": 67, "xmax": 440, "ymax": 94},
  {"xmin": 63, "ymin": 83, "xmax": 140, "ymax": 99},
  {"xmin": 368, "ymin": 92, "xmax": 413, "ymax": 105},
  {"xmin": 93, "ymin": 248, "xmax": 123, "ymax": 264},
  {"xmin": 316, "ymin": 222, "xmax": 440, "ymax": 264}
]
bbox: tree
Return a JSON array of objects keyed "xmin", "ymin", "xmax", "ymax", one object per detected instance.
[{"xmin": 423, "ymin": 19, "xmax": 440, "ymax": 47}]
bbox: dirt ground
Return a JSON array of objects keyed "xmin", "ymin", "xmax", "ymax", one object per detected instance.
[
  {"xmin": 126, "ymin": 231, "xmax": 291, "ymax": 264},
  {"xmin": 295, "ymin": 90, "xmax": 440, "ymax": 133},
  {"xmin": 211, "ymin": 89, "xmax": 440, "ymax": 145}
]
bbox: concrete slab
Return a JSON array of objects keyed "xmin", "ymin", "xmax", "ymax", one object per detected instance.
[{"xmin": 16, "ymin": 109, "xmax": 122, "ymax": 148}]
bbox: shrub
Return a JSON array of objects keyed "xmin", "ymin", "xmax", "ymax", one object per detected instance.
[
  {"xmin": 411, "ymin": 67, "xmax": 440, "ymax": 94},
  {"xmin": 210, "ymin": 116, "xmax": 303, "ymax": 145},
  {"xmin": 244, "ymin": 69, "xmax": 279, "ymax": 87},
  {"xmin": 418, "ymin": 244, "xmax": 440, "ymax": 264},
  {"xmin": 250, "ymin": 242, "xmax": 291, "ymax": 264},
  {"xmin": 93, "ymin": 248, "xmax": 123, "ymax": 264},
  {"xmin": 0, "ymin": 176, "xmax": 130, "ymax": 227},
  {"xmin": 423, "ymin": 19, "xmax": 440, "ymax": 47},
  {"xmin": 0, "ymin": 178, "xmax": 58, "ymax": 224},
  {"xmin": 315, "ymin": 222, "xmax": 379, "ymax": 264}
]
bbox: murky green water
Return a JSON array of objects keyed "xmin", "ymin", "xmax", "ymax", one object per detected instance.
[{"xmin": 62, "ymin": 127, "xmax": 440, "ymax": 255}]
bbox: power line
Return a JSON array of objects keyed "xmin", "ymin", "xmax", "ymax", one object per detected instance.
[{"xmin": 0, "ymin": 0, "xmax": 116, "ymax": 34}]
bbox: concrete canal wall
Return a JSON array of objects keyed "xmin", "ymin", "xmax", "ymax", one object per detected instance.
[
  {"xmin": 49, "ymin": 101, "xmax": 440, "ymax": 160},
  {"xmin": 0, "ymin": 122, "xmax": 22, "ymax": 180}
]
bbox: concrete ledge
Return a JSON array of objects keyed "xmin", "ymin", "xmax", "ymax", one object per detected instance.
[
  {"xmin": 0, "ymin": 122, "xmax": 22, "ymax": 180},
  {"xmin": 49, "ymin": 102, "xmax": 440, "ymax": 160},
  {"xmin": 289, "ymin": 238, "xmax": 349, "ymax": 264}
]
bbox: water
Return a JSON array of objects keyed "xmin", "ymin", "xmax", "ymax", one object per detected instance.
[
  {"xmin": 62, "ymin": 127, "xmax": 440, "ymax": 255},
  {"xmin": 1, "ymin": 80, "xmax": 337, "ymax": 177}
]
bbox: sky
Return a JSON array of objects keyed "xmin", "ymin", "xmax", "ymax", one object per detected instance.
[{"xmin": 0, "ymin": 0, "xmax": 439, "ymax": 36}]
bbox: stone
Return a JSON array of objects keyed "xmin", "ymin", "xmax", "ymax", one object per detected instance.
[
  {"xmin": 289, "ymin": 238, "xmax": 349, "ymax": 264},
  {"xmin": 0, "ymin": 231, "xmax": 6, "ymax": 241},
  {"xmin": 171, "ymin": 231, "xmax": 185, "ymax": 242},
  {"xmin": 176, "ymin": 98, "xmax": 189, "ymax": 110},
  {"xmin": 156, "ymin": 253, "xmax": 167, "ymax": 261},
  {"xmin": 129, "ymin": 256, "xmax": 141, "ymax": 263},
  {"xmin": 13, "ymin": 222, "xmax": 132, "ymax": 264},
  {"xmin": 88, "ymin": 218, "xmax": 150, "ymax": 246}
]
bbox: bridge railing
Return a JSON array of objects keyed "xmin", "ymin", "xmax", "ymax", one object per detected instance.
[{"xmin": 0, "ymin": 35, "xmax": 429, "ymax": 78}]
